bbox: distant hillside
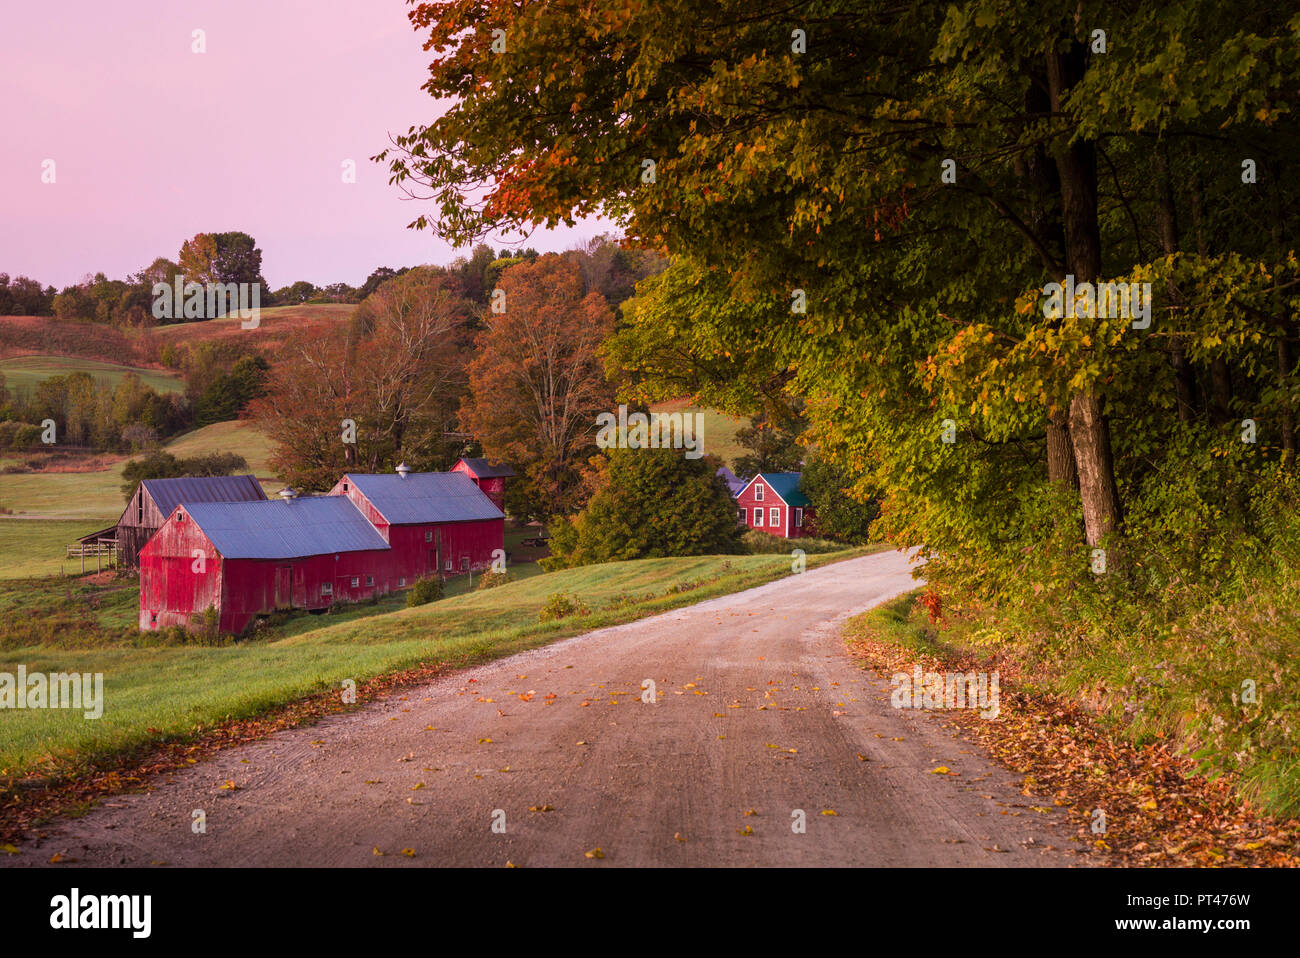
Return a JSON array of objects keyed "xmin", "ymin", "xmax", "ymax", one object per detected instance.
[
  {"xmin": 649, "ymin": 400, "xmax": 748, "ymax": 469},
  {"xmin": 0, "ymin": 420, "xmax": 277, "ymax": 520},
  {"xmin": 151, "ymin": 304, "xmax": 355, "ymax": 357},
  {"xmin": 0, "ymin": 304, "xmax": 356, "ymax": 369},
  {"xmin": 0, "ymin": 355, "xmax": 183, "ymax": 395}
]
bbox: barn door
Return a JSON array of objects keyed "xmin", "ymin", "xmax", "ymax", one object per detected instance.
[{"xmin": 275, "ymin": 566, "xmax": 291, "ymax": 609}]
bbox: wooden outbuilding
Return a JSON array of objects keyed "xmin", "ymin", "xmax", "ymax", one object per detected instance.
[{"xmin": 117, "ymin": 474, "xmax": 266, "ymax": 568}]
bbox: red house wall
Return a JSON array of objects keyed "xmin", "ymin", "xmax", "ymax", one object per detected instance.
[{"xmin": 734, "ymin": 480, "xmax": 813, "ymax": 539}]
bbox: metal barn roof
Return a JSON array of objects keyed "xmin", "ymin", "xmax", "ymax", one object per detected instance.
[
  {"xmin": 180, "ymin": 496, "xmax": 391, "ymax": 560},
  {"xmin": 142, "ymin": 474, "xmax": 266, "ymax": 518},
  {"xmin": 342, "ymin": 471, "xmax": 504, "ymax": 524},
  {"xmin": 455, "ymin": 458, "xmax": 517, "ymax": 479}
]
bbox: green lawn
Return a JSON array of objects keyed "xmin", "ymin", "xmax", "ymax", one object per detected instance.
[
  {"xmin": 0, "ymin": 550, "xmax": 862, "ymax": 779},
  {"xmin": 0, "ymin": 355, "xmax": 183, "ymax": 396},
  {"xmin": 0, "ymin": 420, "xmax": 277, "ymax": 519},
  {"xmin": 0, "ymin": 518, "xmax": 119, "ymax": 579}
]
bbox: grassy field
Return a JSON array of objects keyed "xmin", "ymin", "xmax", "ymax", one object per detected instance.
[
  {"xmin": 0, "ymin": 518, "xmax": 120, "ymax": 580},
  {"xmin": 649, "ymin": 399, "xmax": 748, "ymax": 470},
  {"xmin": 0, "ymin": 420, "xmax": 276, "ymax": 520},
  {"xmin": 0, "ymin": 549, "xmax": 862, "ymax": 780},
  {"xmin": 0, "ymin": 355, "xmax": 183, "ymax": 395}
]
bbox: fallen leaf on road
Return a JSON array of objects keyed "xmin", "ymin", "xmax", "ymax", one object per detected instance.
[
  {"xmin": 401, "ymin": 849, "xmax": 416, "ymax": 857},
  {"xmin": 478, "ymin": 738, "xmax": 493, "ymax": 744},
  {"xmin": 529, "ymin": 805, "xmax": 555, "ymax": 812},
  {"xmin": 220, "ymin": 780, "xmax": 240, "ymax": 790},
  {"xmin": 737, "ymin": 825, "xmax": 754, "ymax": 835},
  {"xmin": 585, "ymin": 847, "xmax": 605, "ymax": 859},
  {"xmin": 373, "ymin": 848, "xmax": 384, "ymax": 856},
  {"xmin": 932, "ymin": 767, "xmax": 952, "ymax": 775},
  {"xmin": 821, "ymin": 810, "xmax": 838, "ymax": 816},
  {"xmin": 411, "ymin": 782, "xmax": 425, "ymax": 790}
]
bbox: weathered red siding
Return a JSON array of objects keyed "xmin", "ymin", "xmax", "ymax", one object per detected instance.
[
  {"xmin": 450, "ymin": 461, "xmax": 508, "ymax": 511},
  {"xmin": 138, "ymin": 513, "xmax": 224, "ymax": 630}
]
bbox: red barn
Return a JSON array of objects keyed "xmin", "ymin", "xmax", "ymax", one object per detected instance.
[
  {"xmin": 139, "ymin": 495, "xmax": 395, "ymax": 635},
  {"xmin": 735, "ymin": 472, "xmax": 814, "ymax": 539},
  {"xmin": 328, "ymin": 468, "xmax": 504, "ymax": 578},
  {"xmin": 450, "ymin": 458, "xmax": 515, "ymax": 512}
]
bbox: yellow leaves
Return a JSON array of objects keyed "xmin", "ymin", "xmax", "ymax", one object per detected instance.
[
  {"xmin": 373, "ymin": 847, "xmax": 385, "ymax": 857},
  {"xmin": 529, "ymin": 804, "xmax": 555, "ymax": 812},
  {"xmin": 585, "ymin": 847, "xmax": 605, "ymax": 859},
  {"xmin": 478, "ymin": 737, "xmax": 494, "ymax": 744},
  {"xmin": 931, "ymin": 766, "xmax": 952, "ymax": 775},
  {"xmin": 411, "ymin": 782, "xmax": 425, "ymax": 790},
  {"xmin": 675, "ymin": 832, "xmax": 688, "ymax": 843},
  {"xmin": 220, "ymin": 780, "xmax": 240, "ymax": 790},
  {"xmin": 401, "ymin": 848, "xmax": 416, "ymax": 858},
  {"xmin": 1, "ymin": 844, "xmax": 19, "ymax": 855},
  {"xmin": 820, "ymin": 809, "xmax": 838, "ymax": 816},
  {"xmin": 49, "ymin": 852, "xmax": 73, "ymax": 863},
  {"xmin": 737, "ymin": 825, "xmax": 754, "ymax": 836},
  {"xmin": 745, "ymin": 808, "xmax": 759, "ymax": 817}
]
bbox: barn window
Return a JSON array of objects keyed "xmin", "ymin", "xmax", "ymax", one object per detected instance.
[
  {"xmin": 321, "ymin": 582, "xmax": 333, "ymax": 596},
  {"xmin": 425, "ymin": 530, "xmax": 433, "ymax": 542},
  {"xmin": 342, "ymin": 482, "xmax": 349, "ymax": 492},
  {"xmin": 444, "ymin": 558, "xmax": 453, "ymax": 571},
  {"xmin": 770, "ymin": 507, "xmax": 780, "ymax": 527},
  {"xmin": 753, "ymin": 507, "xmax": 764, "ymax": 527},
  {"xmin": 137, "ymin": 494, "xmax": 143, "ymax": 523},
  {"xmin": 794, "ymin": 507, "xmax": 803, "ymax": 528},
  {"xmin": 754, "ymin": 484, "xmax": 764, "ymax": 501},
  {"xmin": 150, "ymin": 612, "xmax": 157, "ymax": 625},
  {"xmin": 366, "ymin": 575, "xmax": 374, "ymax": 586},
  {"xmin": 398, "ymin": 577, "xmax": 405, "ymax": 587},
  {"xmin": 177, "ymin": 511, "xmax": 185, "ymax": 523},
  {"xmin": 460, "ymin": 556, "xmax": 469, "ymax": 571},
  {"xmin": 351, "ymin": 577, "xmax": 360, "ymax": 588}
]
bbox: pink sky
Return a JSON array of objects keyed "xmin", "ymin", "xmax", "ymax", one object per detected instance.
[{"xmin": 0, "ymin": 0, "xmax": 602, "ymax": 290}]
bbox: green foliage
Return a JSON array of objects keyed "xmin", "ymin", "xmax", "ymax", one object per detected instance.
[
  {"xmin": 537, "ymin": 591, "xmax": 590, "ymax": 622},
  {"xmin": 474, "ymin": 570, "xmax": 515, "ymax": 590},
  {"xmin": 799, "ymin": 456, "xmax": 879, "ymax": 544},
  {"xmin": 543, "ymin": 449, "xmax": 744, "ymax": 569},
  {"xmin": 120, "ymin": 450, "xmax": 250, "ymax": 500},
  {"xmin": 406, "ymin": 575, "xmax": 445, "ymax": 607},
  {"xmin": 194, "ymin": 355, "xmax": 269, "ymax": 426}
]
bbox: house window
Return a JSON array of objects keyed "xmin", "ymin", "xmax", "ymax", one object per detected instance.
[
  {"xmin": 425, "ymin": 530, "xmax": 433, "ymax": 543},
  {"xmin": 794, "ymin": 507, "xmax": 803, "ymax": 528},
  {"xmin": 754, "ymin": 484, "xmax": 765, "ymax": 501},
  {"xmin": 770, "ymin": 507, "xmax": 780, "ymax": 527},
  {"xmin": 753, "ymin": 507, "xmax": 764, "ymax": 527},
  {"xmin": 351, "ymin": 577, "xmax": 360, "ymax": 588},
  {"xmin": 321, "ymin": 582, "xmax": 333, "ymax": 596},
  {"xmin": 460, "ymin": 556, "xmax": 470, "ymax": 571},
  {"xmin": 366, "ymin": 575, "xmax": 374, "ymax": 586},
  {"xmin": 738, "ymin": 508, "xmax": 746, "ymax": 524}
]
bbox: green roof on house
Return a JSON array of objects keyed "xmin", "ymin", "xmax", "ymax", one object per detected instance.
[{"xmin": 747, "ymin": 472, "xmax": 810, "ymax": 507}]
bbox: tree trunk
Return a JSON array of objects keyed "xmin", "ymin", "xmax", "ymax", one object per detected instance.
[
  {"xmin": 1046, "ymin": 411, "xmax": 1077, "ymax": 487},
  {"xmin": 1047, "ymin": 37, "xmax": 1123, "ymax": 547},
  {"xmin": 1154, "ymin": 143, "xmax": 1197, "ymax": 423},
  {"xmin": 1279, "ymin": 332, "xmax": 1296, "ymax": 465}
]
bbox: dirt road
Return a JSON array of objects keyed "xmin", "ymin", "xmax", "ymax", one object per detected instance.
[{"xmin": 17, "ymin": 550, "xmax": 1083, "ymax": 867}]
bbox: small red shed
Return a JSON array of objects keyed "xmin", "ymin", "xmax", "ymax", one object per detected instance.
[
  {"xmin": 139, "ymin": 495, "xmax": 394, "ymax": 635},
  {"xmin": 328, "ymin": 468, "xmax": 505, "ymax": 579},
  {"xmin": 450, "ymin": 458, "xmax": 515, "ymax": 512},
  {"xmin": 735, "ymin": 472, "xmax": 814, "ymax": 539}
]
